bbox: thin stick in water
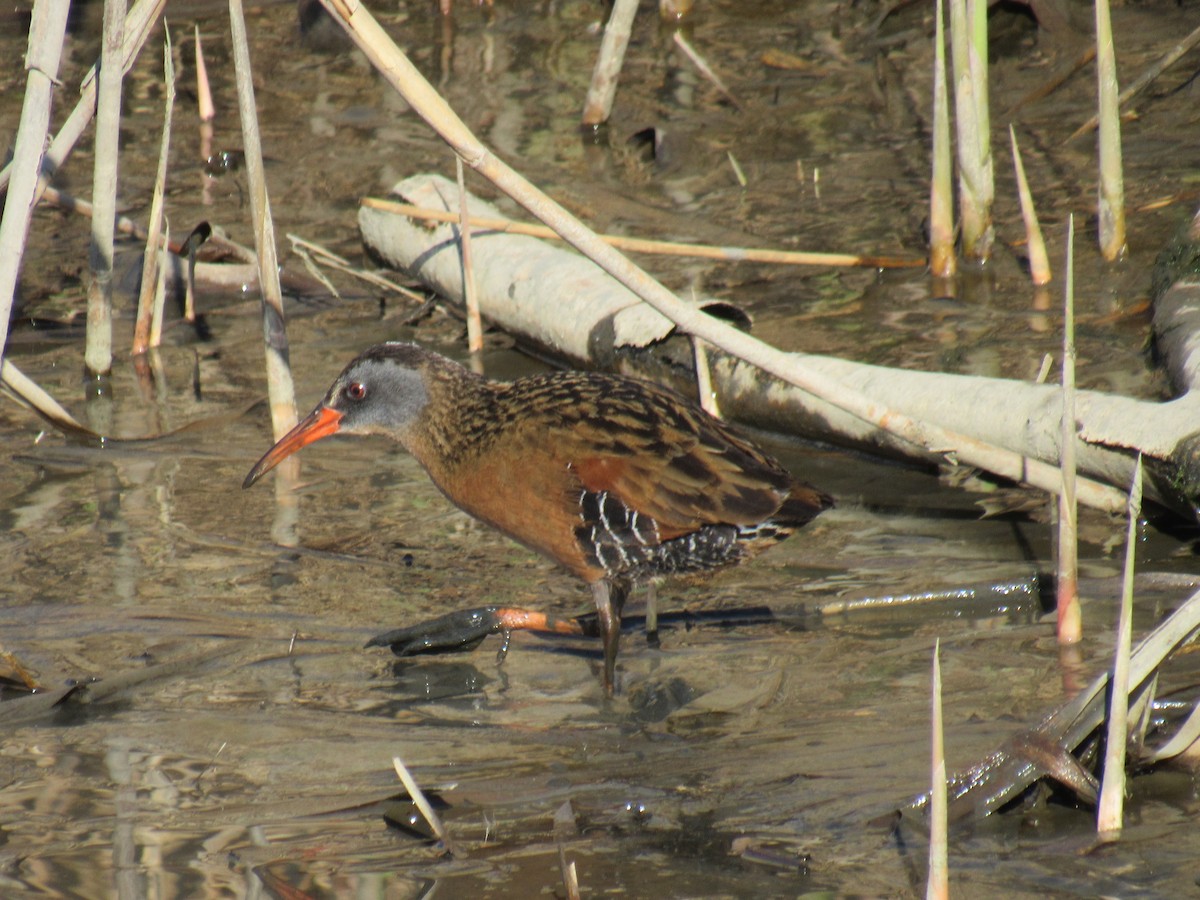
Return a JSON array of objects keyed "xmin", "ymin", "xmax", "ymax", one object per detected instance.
[
  {"xmin": 392, "ymin": 755, "xmax": 459, "ymax": 856},
  {"xmin": 672, "ymin": 31, "xmax": 744, "ymax": 111},
  {"xmin": 132, "ymin": 30, "xmax": 176, "ymax": 355},
  {"xmin": 927, "ymin": 638, "xmax": 948, "ymax": 900},
  {"xmin": 1096, "ymin": 454, "xmax": 1142, "ymax": 838},
  {"xmin": 362, "ymin": 198, "xmax": 926, "ymax": 269},
  {"xmin": 456, "ymin": 157, "xmax": 483, "ymax": 354}
]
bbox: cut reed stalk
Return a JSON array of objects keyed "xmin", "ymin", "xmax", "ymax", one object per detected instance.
[
  {"xmin": 581, "ymin": 0, "xmax": 639, "ymax": 126},
  {"xmin": 85, "ymin": 0, "xmax": 126, "ymax": 376},
  {"xmin": 1095, "ymin": 0, "xmax": 1126, "ymax": 261},
  {"xmin": 1057, "ymin": 216, "xmax": 1081, "ymax": 645},
  {"xmin": 1096, "ymin": 454, "xmax": 1141, "ymax": 838},
  {"xmin": 949, "ymin": 0, "xmax": 993, "ymax": 261},
  {"xmin": 930, "ymin": 0, "xmax": 956, "ymax": 278},
  {"xmin": 1009, "ymin": 126, "xmax": 1051, "ymax": 286}
]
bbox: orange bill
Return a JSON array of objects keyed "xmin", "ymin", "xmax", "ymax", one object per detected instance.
[{"xmin": 242, "ymin": 405, "xmax": 344, "ymax": 488}]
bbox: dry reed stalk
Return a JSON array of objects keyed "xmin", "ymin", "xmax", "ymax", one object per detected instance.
[
  {"xmin": 949, "ymin": 0, "xmax": 993, "ymax": 261},
  {"xmin": 230, "ymin": 0, "xmax": 298, "ymax": 440},
  {"xmin": 1095, "ymin": 0, "xmax": 1127, "ymax": 261},
  {"xmin": 926, "ymin": 639, "xmax": 948, "ymax": 900},
  {"xmin": 581, "ymin": 0, "xmax": 639, "ymax": 126},
  {"xmin": 132, "ymin": 32, "xmax": 175, "ymax": 355},
  {"xmin": 0, "ymin": 0, "xmax": 72, "ymax": 360},
  {"xmin": 1008, "ymin": 126, "xmax": 1051, "ymax": 286},
  {"xmin": 319, "ymin": 0, "xmax": 1126, "ymax": 514},
  {"xmin": 361, "ymin": 198, "xmax": 926, "ymax": 269},
  {"xmin": 929, "ymin": 0, "xmax": 956, "ymax": 279},
  {"xmin": 1096, "ymin": 454, "xmax": 1141, "ymax": 838},
  {"xmin": 456, "ymin": 158, "xmax": 483, "ymax": 354},
  {"xmin": 1057, "ymin": 215, "xmax": 1081, "ymax": 645},
  {"xmin": 391, "ymin": 756, "xmax": 459, "ymax": 856},
  {"xmin": 85, "ymin": 0, "xmax": 126, "ymax": 376}
]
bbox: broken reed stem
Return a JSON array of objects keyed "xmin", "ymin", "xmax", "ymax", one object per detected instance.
[
  {"xmin": 929, "ymin": 0, "xmax": 956, "ymax": 279},
  {"xmin": 949, "ymin": 0, "xmax": 993, "ymax": 261},
  {"xmin": 1097, "ymin": 455, "xmax": 1141, "ymax": 838},
  {"xmin": 132, "ymin": 31, "xmax": 175, "ymax": 356},
  {"xmin": 229, "ymin": 0, "xmax": 298, "ymax": 440},
  {"xmin": 1095, "ymin": 0, "xmax": 1126, "ymax": 261},
  {"xmin": 1070, "ymin": 23, "xmax": 1200, "ymax": 143},
  {"xmin": 926, "ymin": 639, "xmax": 949, "ymax": 900},
  {"xmin": 320, "ymin": 0, "xmax": 1127, "ymax": 514},
  {"xmin": 391, "ymin": 756, "xmax": 459, "ymax": 855},
  {"xmin": 672, "ymin": 31, "xmax": 744, "ymax": 111},
  {"xmin": 1057, "ymin": 215, "xmax": 1081, "ymax": 645},
  {"xmin": 85, "ymin": 0, "xmax": 126, "ymax": 376},
  {"xmin": 361, "ymin": 198, "xmax": 926, "ymax": 269},
  {"xmin": 580, "ymin": 0, "xmax": 639, "ymax": 126},
  {"xmin": 456, "ymin": 158, "xmax": 483, "ymax": 354},
  {"xmin": 0, "ymin": 0, "xmax": 72, "ymax": 362},
  {"xmin": 1009, "ymin": 126, "xmax": 1051, "ymax": 286}
]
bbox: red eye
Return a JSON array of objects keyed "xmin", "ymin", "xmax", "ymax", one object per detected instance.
[{"xmin": 345, "ymin": 381, "xmax": 367, "ymax": 401}]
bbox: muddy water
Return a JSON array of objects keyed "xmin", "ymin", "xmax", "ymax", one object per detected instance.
[{"xmin": 3, "ymin": 0, "xmax": 1200, "ymax": 896}]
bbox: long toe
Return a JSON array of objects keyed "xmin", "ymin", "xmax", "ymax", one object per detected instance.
[{"xmin": 366, "ymin": 607, "xmax": 504, "ymax": 656}]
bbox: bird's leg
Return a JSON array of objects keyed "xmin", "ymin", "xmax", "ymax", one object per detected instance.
[
  {"xmin": 592, "ymin": 580, "xmax": 629, "ymax": 696},
  {"xmin": 644, "ymin": 583, "xmax": 660, "ymax": 648}
]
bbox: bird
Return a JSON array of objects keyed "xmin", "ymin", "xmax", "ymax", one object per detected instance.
[{"xmin": 243, "ymin": 341, "xmax": 832, "ymax": 695}]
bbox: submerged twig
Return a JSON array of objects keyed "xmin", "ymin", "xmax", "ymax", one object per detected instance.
[
  {"xmin": 391, "ymin": 756, "xmax": 459, "ymax": 856},
  {"xmin": 672, "ymin": 31, "xmax": 744, "ymax": 111},
  {"xmin": 361, "ymin": 198, "xmax": 926, "ymax": 269}
]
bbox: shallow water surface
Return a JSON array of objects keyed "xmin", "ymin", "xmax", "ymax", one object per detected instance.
[{"xmin": 3, "ymin": 0, "xmax": 1200, "ymax": 896}]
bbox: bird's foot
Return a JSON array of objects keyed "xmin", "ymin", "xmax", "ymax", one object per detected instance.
[{"xmin": 366, "ymin": 606, "xmax": 589, "ymax": 658}]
